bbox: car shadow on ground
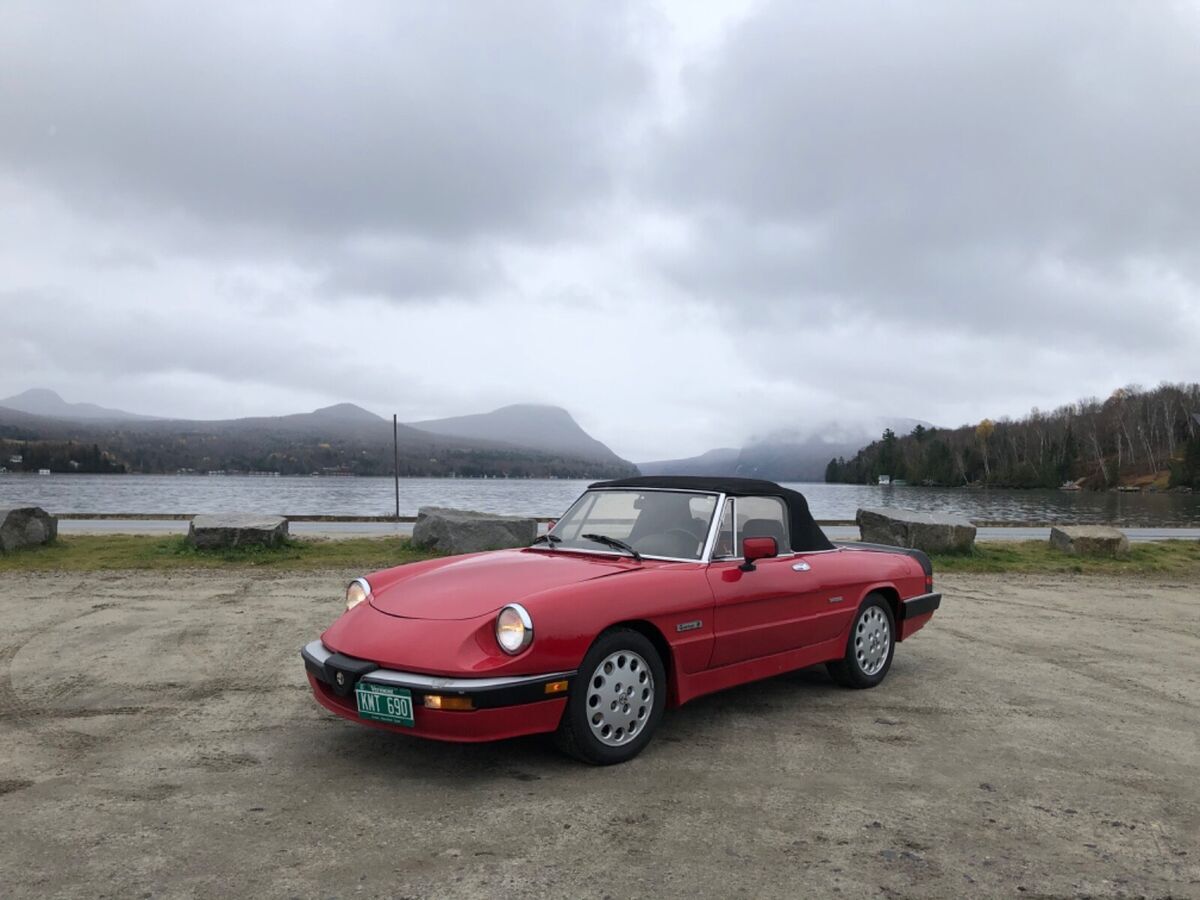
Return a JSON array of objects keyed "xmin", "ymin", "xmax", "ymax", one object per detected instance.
[{"xmin": 292, "ymin": 663, "xmax": 861, "ymax": 780}]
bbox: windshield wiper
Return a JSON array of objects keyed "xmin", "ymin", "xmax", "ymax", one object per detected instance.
[
  {"xmin": 581, "ymin": 533, "xmax": 642, "ymax": 561},
  {"xmin": 531, "ymin": 534, "xmax": 562, "ymax": 549}
]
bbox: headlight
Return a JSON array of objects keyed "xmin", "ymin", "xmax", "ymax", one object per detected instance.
[
  {"xmin": 495, "ymin": 604, "xmax": 533, "ymax": 655},
  {"xmin": 345, "ymin": 577, "xmax": 371, "ymax": 611}
]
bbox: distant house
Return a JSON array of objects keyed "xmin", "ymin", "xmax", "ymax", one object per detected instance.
[
  {"xmin": 8, "ymin": 454, "xmax": 22, "ymax": 465},
  {"xmin": 878, "ymin": 475, "xmax": 891, "ymax": 485}
]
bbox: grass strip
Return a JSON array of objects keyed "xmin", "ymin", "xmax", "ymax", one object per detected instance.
[
  {"xmin": 0, "ymin": 534, "xmax": 439, "ymax": 573},
  {"xmin": 1, "ymin": 535, "xmax": 1197, "ymax": 577},
  {"xmin": 929, "ymin": 539, "xmax": 1200, "ymax": 577}
]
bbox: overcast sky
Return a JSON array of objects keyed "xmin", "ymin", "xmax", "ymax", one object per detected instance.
[{"xmin": 2, "ymin": 1, "xmax": 1199, "ymax": 461}]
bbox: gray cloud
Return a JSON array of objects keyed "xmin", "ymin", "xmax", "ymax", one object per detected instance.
[
  {"xmin": 1, "ymin": 1, "xmax": 1198, "ymax": 461},
  {"xmin": 0, "ymin": 2, "xmax": 646, "ymax": 241},
  {"xmin": 648, "ymin": 0, "xmax": 1200, "ymax": 345}
]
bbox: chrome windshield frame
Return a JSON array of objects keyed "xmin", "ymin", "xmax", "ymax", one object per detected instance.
[{"xmin": 542, "ymin": 486, "xmax": 725, "ymax": 565}]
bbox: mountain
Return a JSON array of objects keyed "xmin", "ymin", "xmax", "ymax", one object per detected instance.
[
  {"xmin": 303, "ymin": 403, "xmax": 387, "ymax": 426},
  {"xmin": 637, "ymin": 448, "xmax": 741, "ymax": 477},
  {"xmin": 640, "ymin": 419, "xmax": 930, "ymax": 482},
  {"xmin": 0, "ymin": 396, "xmax": 637, "ymax": 479},
  {"xmin": 207, "ymin": 403, "xmax": 407, "ymax": 436},
  {"xmin": 410, "ymin": 404, "xmax": 627, "ymax": 465},
  {"xmin": 0, "ymin": 388, "xmax": 159, "ymax": 421}
]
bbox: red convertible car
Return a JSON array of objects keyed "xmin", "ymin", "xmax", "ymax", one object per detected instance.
[{"xmin": 302, "ymin": 476, "xmax": 941, "ymax": 764}]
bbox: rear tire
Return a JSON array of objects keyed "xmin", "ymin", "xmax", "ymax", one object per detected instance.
[
  {"xmin": 827, "ymin": 593, "xmax": 895, "ymax": 689},
  {"xmin": 554, "ymin": 628, "xmax": 666, "ymax": 765}
]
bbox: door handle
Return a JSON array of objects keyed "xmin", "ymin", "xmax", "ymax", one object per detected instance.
[{"xmin": 792, "ymin": 561, "xmax": 811, "ymax": 572}]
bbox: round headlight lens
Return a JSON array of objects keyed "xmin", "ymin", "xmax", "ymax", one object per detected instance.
[
  {"xmin": 345, "ymin": 578, "xmax": 370, "ymax": 611},
  {"xmin": 496, "ymin": 604, "xmax": 533, "ymax": 655}
]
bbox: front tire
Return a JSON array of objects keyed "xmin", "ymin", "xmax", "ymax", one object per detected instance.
[
  {"xmin": 827, "ymin": 593, "xmax": 896, "ymax": 689},
  {"xmin": 554, "ymin": 628, "xmax": 666, "ymax": 765}
]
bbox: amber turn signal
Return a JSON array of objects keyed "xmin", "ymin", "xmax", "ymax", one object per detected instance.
[
  {"xmin": 423, "ymin": 694, "xmax": 474, "ymax": 711},
  {"xmin": 543, "ymin": 680, "xmax": 569, "ymax": 695}
]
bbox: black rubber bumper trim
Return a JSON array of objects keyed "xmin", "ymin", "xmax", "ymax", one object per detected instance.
[
  {"xmin": 302, "ymin": 645, "xmax": 378, "ymax": 698},
  {"xmin": 900, "ymin": 592, "xmax": 942, "ymax": 619},
  {"xmin": 399, "ymin": 677, "xmax": 572, "ymax": 710}
]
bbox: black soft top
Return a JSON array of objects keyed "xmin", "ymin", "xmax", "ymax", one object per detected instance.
[{"xmin": 587, "ymin": 475, "xmax": 834, "ymax": 553}]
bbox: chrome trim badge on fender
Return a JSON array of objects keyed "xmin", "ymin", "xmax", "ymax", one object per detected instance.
[{"xmin": 676, "ymin": 620, "xmax": 703, "ymax": 633}]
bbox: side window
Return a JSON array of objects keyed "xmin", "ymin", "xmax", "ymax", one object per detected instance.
[
  {"xmin": 711, "ymin": 498, "xmax": 735, "ymax": 558},
  {"xmin": 736, "ymin": 496, "xmax": 789, "ymax": 556}
]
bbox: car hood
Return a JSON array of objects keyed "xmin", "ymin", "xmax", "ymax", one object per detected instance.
[{"xmin": 368, "ymin": 548, "xmax": 641, "ymax": 620}]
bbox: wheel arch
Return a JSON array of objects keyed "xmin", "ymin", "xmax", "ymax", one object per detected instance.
[
  {"xmin": 604, "ymin": 619, "xmax": 680, "ymax": 707},
  {"xmin": 860, "ymin": 584, "xmax": 901, "ymax": 633}
]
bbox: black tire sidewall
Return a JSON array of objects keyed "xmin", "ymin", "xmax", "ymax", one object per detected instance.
[
  {"xmin": 844, "ymin": 594, "xmax": 896, "ymax": 687},
  {"xmin": 562, "ymin": 628, "xmax": 667, "ymax": 765}
]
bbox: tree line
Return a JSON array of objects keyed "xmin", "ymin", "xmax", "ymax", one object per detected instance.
[
  {"xmin": 1, "ymin": 440, "xmax": 127, "ymax": 474},
  {"xmin": 825, "ymin": 383, "xmax": 1200, "ymax": 490},
  {"xmin": 0, "ymin": 431, "xmax": 634, "ymax": 480}
]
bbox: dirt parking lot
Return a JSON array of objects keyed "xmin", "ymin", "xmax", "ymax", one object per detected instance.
[{"xmin": 1, "ymin": 569, "xmax": 1198, "ymax": 898}]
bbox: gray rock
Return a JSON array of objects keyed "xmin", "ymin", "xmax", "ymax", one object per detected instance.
[
  {"xmin": 187, "ymin": 514, "xmax": 289, "ymax": 550},
  {"xmin": 411, "ymin": 506, "xmax": 537, "ymax": 554},
  {"xmin": 856, "ymin": 507, "xmax": 976, "ymax": 553},
  {"xmin": 0, "ymin": 506, "xmax": 58, "ymax": 552},
  {"xmin": 1049, "ymin": 525, "xmax": 1129, "ymax": 558}
]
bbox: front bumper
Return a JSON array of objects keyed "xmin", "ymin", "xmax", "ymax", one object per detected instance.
[{"xmin": 301, "ymin": 640, "xmax": 574, "ymax": 743}]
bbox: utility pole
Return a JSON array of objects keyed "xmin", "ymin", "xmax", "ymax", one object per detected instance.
[{"xmin": 393, "ymin": 414, "xmax": 400, "ymax": 522}]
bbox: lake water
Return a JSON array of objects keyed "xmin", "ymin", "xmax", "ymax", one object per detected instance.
[{"xmin": 1, "ymin": 474, "xmax": 1197, "ymax": 526}]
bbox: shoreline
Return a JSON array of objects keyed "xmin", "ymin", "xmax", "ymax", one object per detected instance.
[{"xmin": 50, "ymin": 516, "xmax": 1200, "ymax": 543}]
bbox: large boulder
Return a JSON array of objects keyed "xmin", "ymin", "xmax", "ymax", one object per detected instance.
[
  {"xmin": 412, "ymin": 507, "xmax": 537, "ymax": 554},
  {"xmin": 1049, "ymin": 525, "xmax": 1129, "ymax": 558},
  {"xmin": 187, "ymin": 514, "xmax": 289, "ymax": 550},
  {"xmin": 856, "ymin": 507, "xmax": 976, "ymax": 553},
  {"xmin": 0, "ymin": 507, "xmax": 58, "ymax": 552}
]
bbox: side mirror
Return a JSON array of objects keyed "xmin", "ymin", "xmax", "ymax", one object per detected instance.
[{"xmin": 739, "ymin": 536, "xmax": 778, "ymax": 571}]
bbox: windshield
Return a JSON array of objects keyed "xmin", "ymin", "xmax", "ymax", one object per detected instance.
[{"xmin": 547, "ymin": 490, "xmax": 719, "ymax": 561}]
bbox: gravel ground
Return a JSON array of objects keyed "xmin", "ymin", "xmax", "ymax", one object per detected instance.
[{"xmin": 1, "ymin": 570, "xmax": 1197, "ymax": 899}]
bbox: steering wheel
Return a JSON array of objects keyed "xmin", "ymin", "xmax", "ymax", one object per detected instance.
[{"xmin": 663, "ymin": 528, "xmax": 703, "ymax": 553}]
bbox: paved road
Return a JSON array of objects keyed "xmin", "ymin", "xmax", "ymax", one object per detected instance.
[
  {"xmin": 2, "ymin": 570, "xmax": 1197, "ymax": 897},
  {"xmin": 57, "ymin": 518, "xmax": 1200, "ymax": 542}
]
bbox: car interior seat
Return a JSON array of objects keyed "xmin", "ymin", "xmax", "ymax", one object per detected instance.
[{"xmin": 740, "ymin": 518, "xmax": 786, "ymax": 551}]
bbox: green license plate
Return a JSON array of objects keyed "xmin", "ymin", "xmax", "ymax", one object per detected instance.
[{"xmin": 354, "ymin": 682, "xmax": 414, "ymax": 727}]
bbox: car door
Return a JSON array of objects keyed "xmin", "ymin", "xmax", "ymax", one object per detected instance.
[{"xmin": 705, "ymin": 496, "xmax": 829, "ymax": 668}]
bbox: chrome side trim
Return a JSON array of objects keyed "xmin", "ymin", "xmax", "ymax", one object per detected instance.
[{"xmin": 363, "ymin": 667, "xmax": 578, "ymax": 692}]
